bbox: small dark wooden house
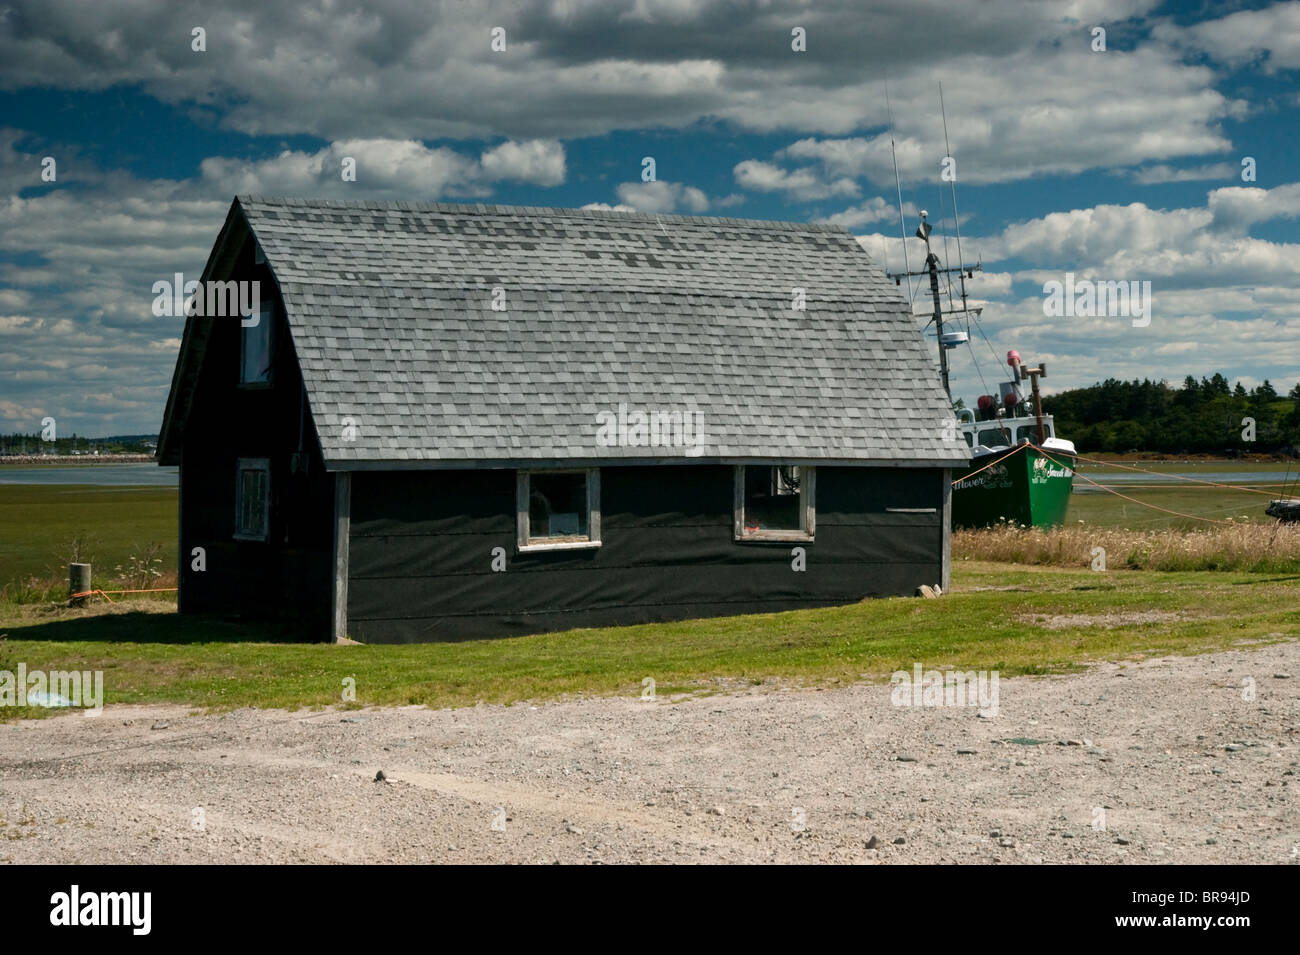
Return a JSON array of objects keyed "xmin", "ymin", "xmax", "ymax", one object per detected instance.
[{"xmin": 158, "ymin": 197, "xmax": 970, "ymax": 642}]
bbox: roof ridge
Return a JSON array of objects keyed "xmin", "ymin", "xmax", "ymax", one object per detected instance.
[{"xmin": 235, "ymin": 195, "xmax": 849, "ymax": 233}]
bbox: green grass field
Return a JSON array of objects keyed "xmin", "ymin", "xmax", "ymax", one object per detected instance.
[
  {"xmin": 1065, "ymin": 460, "xmax": 1294, "ymax": 529},
  {"xmin": 0, "ymin": 562, "xmax": 1296, "ymax": 718},
  {"xmin": 0, "ymin": 485, "xmax": 176, "ymax": 590}
]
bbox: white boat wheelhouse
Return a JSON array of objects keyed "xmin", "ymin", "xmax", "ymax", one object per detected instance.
[{"xmin": 956, "ymin": 408, "xmax": 1077, "ymax": 458}]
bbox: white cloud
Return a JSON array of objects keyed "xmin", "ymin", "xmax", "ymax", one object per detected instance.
[
  {"xmin": 1130, "ymin": 162, "xmax": 1238, "ymax": 185},
  {"xmin": 733, "ymin": 160, "xmax": 859, "ymax": 200},
  {"xmin": 1206, "ymin": 182, "xmax": 1300, "ymax": 233},
  {"xmin": 198, "ymin": 138, "xmax": 566, "ymax": 198},
  {"xmin": 479, "ymin": 139, "xmax": 566, "ymax": 186},
  {"xmin": 613, "ymin": 180, "xmax": 711, "ymax": 213},
  {"xmin": 819, "ymin": 196, "xmax": 908, "ymax": 229},
  {"xmin": 1155, "ymin": 3, "xmax": 1300, "ymax": 72}
]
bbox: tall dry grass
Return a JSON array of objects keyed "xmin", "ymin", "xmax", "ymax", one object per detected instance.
[{"xmin": 954, "ymin": 521, "xmax": 1300, "ymax": 572}]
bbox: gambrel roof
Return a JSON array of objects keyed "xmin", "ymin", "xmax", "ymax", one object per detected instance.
[{"xmin": 159, "ymin": 196, "xmax": 970, "ymax": 468}]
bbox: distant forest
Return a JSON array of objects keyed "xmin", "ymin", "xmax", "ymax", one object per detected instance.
[{"xmin": 1041, "ymin": 376, "xmax": 1300, "ymax": 454}]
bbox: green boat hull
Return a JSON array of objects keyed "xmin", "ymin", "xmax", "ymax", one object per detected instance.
[{"xmin": 952, "ymin": 445, "xmax": 1075, "ymax": 528}]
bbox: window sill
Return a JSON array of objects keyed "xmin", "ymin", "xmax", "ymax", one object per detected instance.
[
  {"xmin": 233, "ymin": 532, "xmax": 269, "ymax": 542},
  {"xmin": 736, "ymin": 531, "xmax": 815, "ymax": 543},
  {"xmin": 518, "ymin": 539, "xmax": 602, "ymax": 553}
]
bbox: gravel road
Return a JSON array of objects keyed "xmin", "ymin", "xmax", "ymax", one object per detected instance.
[{"xmin": 2, "ymin": 642, "xmax": 1297, "ymax": 864}]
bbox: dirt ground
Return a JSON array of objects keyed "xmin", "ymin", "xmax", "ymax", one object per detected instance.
[{"xmin": 1, "ymin": 642, "xmax": 1297, "ymax": 864}]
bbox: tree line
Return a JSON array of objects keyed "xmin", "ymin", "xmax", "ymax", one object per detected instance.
[
  {"xmin": 1040, "ymin": 376, "xmax": 1300, "ymax": 454},
  {"xmin": 0, "ymin": 433, "xmax": 157, "ymax": 455}
]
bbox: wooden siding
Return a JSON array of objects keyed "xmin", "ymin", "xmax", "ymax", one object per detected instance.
[
  {"xmin": 346, "ymin": 465, "xmax": 946, "ymax": 643},
  {"xmin": 176, "ymin": 235, "xmax": 334, "ymax": 636}
]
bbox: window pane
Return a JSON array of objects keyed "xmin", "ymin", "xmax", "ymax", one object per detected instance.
[
  {"xmin": 241, "ymin": 305, "xmax": 272, "ymax": 384},
  {"xmin": 743, "ymin": 466, "xmax": 802, "ymax": 531},
  {"xmin": 529, "ymin": 472, "xmax": 588, "ymax": 539},
  {"xmin": 238, "ymin": 468, "xmax": 268, "ymax": 537}
]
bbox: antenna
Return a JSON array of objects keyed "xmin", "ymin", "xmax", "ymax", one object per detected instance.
[
  {"xmin": 885, "ymin": 79, "xmax": 914, "ymax": 303},
  {"xmin": 940, "ymin": 82, "xmax": 970, "ymax": 318},
  {"xmin": 885, "ymin": 85, "xmax": 983, "ymax": 403}
]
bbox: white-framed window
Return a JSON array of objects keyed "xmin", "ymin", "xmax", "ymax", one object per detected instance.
[
  {"xmin": 517, "ymin": 468, "xmax": 601, "ymax": 552},
  {"xmin": 734, "ymin": 465, "xmax": 815, "ymax": 541},
  {"xmin": 239, "ymin": 301, "xmax": 274, "ymax": 386},
  {"xmin": 235, "ymin": 458, "xmax": 271, "ymax": 541},
  {"xmin": 1015, "ymin": 423, "xmax": 1053, "ymax": 442}
]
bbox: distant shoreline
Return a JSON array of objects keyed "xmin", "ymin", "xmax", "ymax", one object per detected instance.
[
  {"xmin": 0, "ymin": 454, "xmax": 156, "ymax": 466},
  {"xmin": 1083, "ymin": 452, "xmax": 1297, "ymax": 464}
]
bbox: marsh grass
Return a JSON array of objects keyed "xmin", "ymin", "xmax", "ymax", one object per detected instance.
[{"xmin": 955, "ymin": 521, "xmax": 1300, "ymax": 572}]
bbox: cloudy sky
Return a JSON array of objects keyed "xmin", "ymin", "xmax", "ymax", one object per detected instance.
[{"xmin": 1, "ymin": 0, "xmax": 1298, "ymax": 436}]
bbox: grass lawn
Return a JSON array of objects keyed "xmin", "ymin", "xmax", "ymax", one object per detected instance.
[{"xmin": 1, "ymin": 562, "xmax": 1295, "ymax": 719}]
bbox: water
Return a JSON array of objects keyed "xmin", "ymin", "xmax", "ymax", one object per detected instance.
[
  {"xmin": 0, "ymin": 464, "xmax": 178, "ymax": 486},
  {"xmin": 1077, "ymin": 470, "xmax": 1291, "ymax": 485}
]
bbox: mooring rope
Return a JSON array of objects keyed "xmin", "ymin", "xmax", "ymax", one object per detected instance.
[
  {"xmin": 1031, "ymin": 445, "xmax": 1233, "ymax": 525},
  {"xmin": 951, "ymin": 443, "xmax": 1028, "ymax": 485},
  {"xmin": 69, "ymin": 587, "xmax": 178, "ymax": 604}
]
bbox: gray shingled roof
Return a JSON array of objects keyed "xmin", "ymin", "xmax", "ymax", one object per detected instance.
[{"xmin": 171, "ymin": 197, "xmax": 970, "ymax": 467}]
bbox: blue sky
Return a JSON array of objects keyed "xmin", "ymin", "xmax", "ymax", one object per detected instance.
[{"xmin": 1, "ymin": 0, "xmax": 1298, "ymax": 435}]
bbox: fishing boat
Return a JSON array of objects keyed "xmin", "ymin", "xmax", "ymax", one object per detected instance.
[{"xmin": 950, "ymin": 350, "xmax": 1078, "ymax": 528}]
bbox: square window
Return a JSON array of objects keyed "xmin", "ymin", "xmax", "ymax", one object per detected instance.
[
  {"xmin": 235, "ymin": 459, "xmax": 270, "ymax": 540},
  {"xmin": 517, "ymin": 469, "xmax": 600, "ymax": 551},
  {"xmin": 735, "ymin": 465, "xmax": 814, "ymax": 541},
  {"xmin": 240, "ymin": 302, "xmax": 273, "ymax": 385}
]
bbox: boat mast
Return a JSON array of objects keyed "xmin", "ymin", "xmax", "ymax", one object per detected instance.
[
  {"xmin": 889, "ymin": 211, "xmax": 980, "ymax": 403},
  {"xmin": 886, "ymin": 85, "xmax": 982, "ymax": 405},
  {"xmin": 920, "ymin": 214, "xmax": 949, "ymax": 397}
]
